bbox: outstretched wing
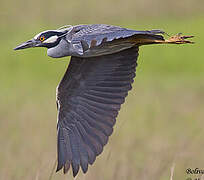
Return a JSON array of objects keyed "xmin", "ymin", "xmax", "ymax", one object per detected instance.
[{"xmin": 56, "ymin": 47, "xmax": 139, "ymax": 177}]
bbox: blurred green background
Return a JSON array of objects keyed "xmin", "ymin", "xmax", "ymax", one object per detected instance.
[{"xmin": 0, "ymin": 0, "xmax": 204, "ymax": 179}]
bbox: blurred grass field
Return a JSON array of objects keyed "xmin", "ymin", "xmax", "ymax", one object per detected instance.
[{"xmin": 1, "ymin": 1, "xmax": 204, "ymax": 179}]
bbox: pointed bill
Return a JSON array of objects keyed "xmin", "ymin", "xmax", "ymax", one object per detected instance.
[{"xmin": 14, "ymin": 39, "xmax": 38, "ymax": 50}]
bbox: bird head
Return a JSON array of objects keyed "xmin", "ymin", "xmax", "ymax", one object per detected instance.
[{"xmin": 14, "ymin": 29, "xmax": 69, "ymax": 50}]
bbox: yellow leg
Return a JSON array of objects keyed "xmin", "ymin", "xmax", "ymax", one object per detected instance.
[{"xmin": 156, "ymin": 33, "xmax": 194, "ymax": 44}]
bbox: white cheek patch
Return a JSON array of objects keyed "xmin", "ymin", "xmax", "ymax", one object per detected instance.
[{"xmin": 43, "ymin": 35, "xmax": 58, "ymax": 44}]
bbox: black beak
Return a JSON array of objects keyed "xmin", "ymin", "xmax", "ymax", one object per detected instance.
[{"xmin": 14, "ymin": 39, "xmax": 39, "ymax": 50}]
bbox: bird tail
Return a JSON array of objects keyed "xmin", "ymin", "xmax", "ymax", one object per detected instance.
[{"xmin": 130, "ymin": 31, "xmax": 194, "ymax": 46}]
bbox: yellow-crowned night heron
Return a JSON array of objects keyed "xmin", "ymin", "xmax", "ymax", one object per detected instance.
[{"xmin": 14, "ymin": 24, "xmax": 193, "ymax": 177}]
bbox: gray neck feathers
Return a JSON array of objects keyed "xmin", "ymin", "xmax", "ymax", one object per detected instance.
[{"xmin": 47, "ymin": 39, "xmax": 71, "ymax": 58}]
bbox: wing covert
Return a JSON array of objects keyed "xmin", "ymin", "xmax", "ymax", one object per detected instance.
[
  {"xmin": 70, "ymin": 24, "xmax": 164, "ymax": 49},
  {"xmin": 56, "ymin": 47, "xmax": 139, "ymax": 177}
]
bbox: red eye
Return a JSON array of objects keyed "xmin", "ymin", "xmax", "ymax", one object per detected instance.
[{"xmin": 39, "ymin": 36, "xmax": 45, "ymax": 42}]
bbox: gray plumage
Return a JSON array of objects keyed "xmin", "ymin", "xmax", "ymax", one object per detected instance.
[
  {"xmin": 14, "ymin": 24, "xmax": 193, "ymax": 177},
  {"xmin": 46, "ymin": 24, "xmax": 165, "ymax": 58},
  {"xmin": 56, "ymin": 47, "xmax": 138, "ymax": 176}
]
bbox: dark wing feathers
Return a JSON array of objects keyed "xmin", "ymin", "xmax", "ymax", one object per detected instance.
[{"xmin": 56, "ymin": 47, "xmax": 139, "ymax": 176}]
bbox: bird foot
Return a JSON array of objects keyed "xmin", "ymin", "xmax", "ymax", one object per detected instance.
[{"xmin": 165, "ymin": 33, "xmax": 194, "ymax": 44}]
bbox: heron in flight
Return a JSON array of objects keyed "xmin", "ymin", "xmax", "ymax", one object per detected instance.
[{"xmin": 14, "ymin": 24, "xmax": 193, "ymax": 177}]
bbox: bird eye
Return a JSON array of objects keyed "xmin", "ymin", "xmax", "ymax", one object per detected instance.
[{"xmin": 39, "ymin": 36, "xmax": 45, "ymax": 42}]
